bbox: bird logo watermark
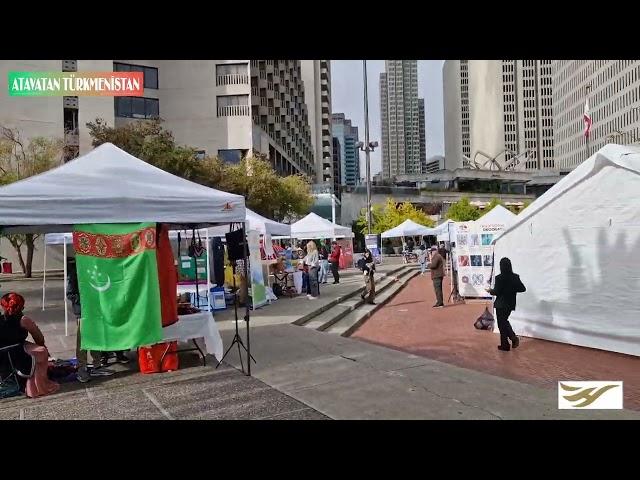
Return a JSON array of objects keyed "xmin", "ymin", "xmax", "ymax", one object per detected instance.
[{"xmin": 558, "ymin": 381, "xmax": 623, "ymax": 409}]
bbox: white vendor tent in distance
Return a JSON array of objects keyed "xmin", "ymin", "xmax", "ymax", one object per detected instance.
[
  {"xmin": 169, "ymin": 208, "xmax": 291, "ymax": 238},
  {"xmin": 493, "ymin": 144, "xmax": 640, "ymax": 356},
  {"xmin": 381, "ymin": 219, "xmax": 437, "ymax": 238},
  {"xmin": 287, "ymin": 212, "xmax": 353, "ymax": 239},
  {"xmin": 0, "ymin": 142, "xmax": 246, "ymax": 234}
]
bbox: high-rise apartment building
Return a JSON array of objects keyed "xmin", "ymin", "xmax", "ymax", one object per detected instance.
[
  {"xmin": 300, "ymin": 60, "xmax": 335, "ymax": 190},
  {"xmin": 553, "ymin": 60, "xmax": 640, "ymax": 170},
  {"xmin": 418, "ymin": 98, "xmax": 427, "ymax": 172},
  {"xmin": 443, "ymin": 60, "xmax": 554, "ymax": 172},
  {"xmin": 0, "ymin": 60, "xmax": 325, "ymax": 180},
  {"xmin": 379, "ymin": 60, "xmax": 425, "ymax": 178},
  {"xmin": 331, "ymin": 113, "xmax": 360, "ymax": 186}
]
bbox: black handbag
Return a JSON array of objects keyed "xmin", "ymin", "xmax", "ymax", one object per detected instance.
[
  {"xmin": 474, "ymin": 307, "xmax": 495, "ymax": 331},
  {"xmin": 188, "ymin": 229, "xmax": 205, "ymax": 258}
]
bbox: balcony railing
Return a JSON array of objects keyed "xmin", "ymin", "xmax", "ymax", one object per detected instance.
[
  {"xmin": 217, "ymin": 105, "xmax": 251, "ymax": 117},
  {"xmin": 216, "ymin": 74, "xmax": 249, "ymax": 86}
]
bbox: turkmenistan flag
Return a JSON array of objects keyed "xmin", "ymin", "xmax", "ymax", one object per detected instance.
[{"xmin": 73, "ymin": 223, "xmax": 163, "ymax": 351}]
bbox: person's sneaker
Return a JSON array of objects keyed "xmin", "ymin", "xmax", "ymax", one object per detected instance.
[
  {"xmin": 89, "ymin": 368, "xmax": 115, "ymax": 377},
  {"xmin": 497, "ymin": 345, "xmax": 510, "ymax": 352},
  {"xmin": 76, "ymin": 367, "xmax": 91, "ymax": 383},
  {"xmin": 308, "ymin": 296, "xmax": 317, "ymax": 300},
  {"xmin": 511, "ymin": 337, "xmax": 520, "ymax": 349},
  {"xmin": 115, "ymin": 353, "xmax": 130, "ymax": 364}
]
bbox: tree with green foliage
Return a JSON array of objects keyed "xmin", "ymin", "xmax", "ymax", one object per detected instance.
[
  {"xmin": 0, "ymin": 126, "xmax": 63, "ymax": 277},
  {"xmin": 446, "ymin": 196, "xmax": 481, "ymax": 221},
  {"xmin": 356, "ymin": 198, "xmax": 434, "ymax": 235},
  {"xmin": 87, "ymin": 118, "xmax": 313, "ymax": 223}
]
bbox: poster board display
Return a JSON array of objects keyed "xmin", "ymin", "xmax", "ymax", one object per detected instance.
[
  {"xmin": 454, "ymin": 221, "xmax": 507, "ymax": 298},
  {"xmin": 178, "ymin": 255, "xmax": 208, "ymax": 282},
  {"xmin": 247, "ymin": 230, "xmax": 267, "ymax": 309},
  {"xmin": 365, "ymin": 234, "xmax": 382, "ymax": 264}
]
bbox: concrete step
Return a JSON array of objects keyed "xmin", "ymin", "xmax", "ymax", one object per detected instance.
[
  {"xmin": 303, "ymin": 267, "xmax": 418, "ymax": 332},
  {"xmin": 292, "ymin": 264, "xmax": 412, "ymax": 327},
  {"xmin": 325, "ymin": 268, "xmax": 420, "ymax": 337}
]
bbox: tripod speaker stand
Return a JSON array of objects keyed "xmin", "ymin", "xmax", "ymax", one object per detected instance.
[{"xmin": 216, "ymin": 224, "xmax": 256, "ymax": 375}]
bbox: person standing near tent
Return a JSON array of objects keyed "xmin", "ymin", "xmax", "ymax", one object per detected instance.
[
  {"xmin": 318, "ymin": 241, "xmax": 329, "ymax": 284},
  {"xmin": 418, "ymin": 248, "xmax": 428, "ymax": 276},
  {"xmin": 427, "ymin": 246, "xmax": 445, "ymax": 308},
  {"xmin": 67, "ymin": 257, "xmax": 114, "ymax": 382},
  {"xmin": 486, "ymin": 257, "xmax": 526, "ymax": 352},
  {"xmin": 328, "ymin": 241, "xmax": 341, "ymax": 284},
  {"xmin": 303, "ymin": 241, "xmax": 320, "ymax": 299}
]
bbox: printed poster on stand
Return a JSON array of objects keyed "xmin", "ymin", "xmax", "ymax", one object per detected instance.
[
  {"xmin": 454, "ymin": 221, "xmax": 507, "ymax": 298},
  {"xmin": 247, "ymin": 230, "xmax": 267, "ymax": 309}
]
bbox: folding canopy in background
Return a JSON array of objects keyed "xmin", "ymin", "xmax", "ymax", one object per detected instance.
[
  {"xmin": 493, "ymin": 144, "xmax": 640, "ymax": 357},
  {"xmin": 380, "ymin": 219, "xmax": 438, "ymax": 239},
  {"xmin": 0, "ymin": 143, "xmax": 248, "ymax": 366},
  {"xmin": 286, "ymin": 212, "xmax": 353, "ymax": 239}
]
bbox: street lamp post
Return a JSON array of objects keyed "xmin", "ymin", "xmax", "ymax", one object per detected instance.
[{"xmin": 358, "ymin": 60, "xmax": 378, "ymax": 235}]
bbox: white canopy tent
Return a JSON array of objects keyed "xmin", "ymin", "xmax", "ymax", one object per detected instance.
[
  {"xmin": 0, "ymin": 143, "xmax": 246, "ymax": 338},
  {"xmin": 493, "ymin": 144, "xmax": 640, "ymax": 356},
  {"xmin": 381, "ymin": 219, "xmax": 438, "ymax": 238},
  {"xmin": 287, "ymin": 212, "xmax": 353, "ymax": 239},
  {"xmin": 435, "ymin": 219, "xmax": 457, "ymax": 243},
  {"xmin": 476, "ymin": 205, "xmax": 516, "ymax": 231}
]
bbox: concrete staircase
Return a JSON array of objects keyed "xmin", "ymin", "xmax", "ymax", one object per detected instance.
[{"xmin": 294, "ymin": 264, "xmax": 419, "ymax": 337}]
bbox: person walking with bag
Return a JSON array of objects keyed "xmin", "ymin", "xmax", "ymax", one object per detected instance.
[
  {"xmin": 486, "ymin": 257, "xmax": 526, "ymax": 351},
  {"xmin": 359, "ymin": 249, "xmax": 376, "ymax": 304}
]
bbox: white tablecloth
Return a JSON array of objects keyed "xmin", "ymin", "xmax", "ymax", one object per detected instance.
[{"xmin": 162, "ymin": 312, "xmax": 223, "ymax": 361}]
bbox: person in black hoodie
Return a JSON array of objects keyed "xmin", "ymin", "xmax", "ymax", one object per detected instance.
[{"xmin": 487, "ymin": 257, "xmax": 526, "ymax": 352}]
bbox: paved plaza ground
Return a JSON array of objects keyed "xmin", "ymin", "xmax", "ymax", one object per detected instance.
[
  {"xmin": 1, "ymin": 264, "xmax": 639, "ymax": 419},
  {"xmin": 353, "ymin": 274, "xmax": 640, "ymax": 411}
]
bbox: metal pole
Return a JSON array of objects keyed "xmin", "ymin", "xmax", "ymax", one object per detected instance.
[
  {"xmin": 331, "ymin": 194, "xmax": 336, "ymax": 225},
  {"xmin": 363, "ymin": 60, "xmax": 372, "ymax": 235},
  {"xmin": 42, "ymin": 241, "xmax": 47, "ymax": 310},
  {"xmin": 63, "ymin": 241, "xmax": 68, "ymax": 337}
]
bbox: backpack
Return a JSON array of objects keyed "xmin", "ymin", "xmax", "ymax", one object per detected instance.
[{"xmin": 474, "ymin": 307, "xmax": 495, "ymax": 331}]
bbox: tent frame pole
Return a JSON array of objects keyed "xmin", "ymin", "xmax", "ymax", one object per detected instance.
[
  {"xmin": 63, "ymin": 241, "xmax": 69, "ymax": 336},
  {"xmin": 42, "ymin": 242, "xmax": 47, "ymax": 310}
]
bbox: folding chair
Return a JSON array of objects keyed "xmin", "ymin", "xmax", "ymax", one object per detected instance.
[{"xmin": 0, "ymin": 344, "xmax": 23, "ymax": 399}]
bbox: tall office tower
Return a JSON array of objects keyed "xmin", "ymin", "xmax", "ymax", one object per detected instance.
[
  {"xmin": 331, "ymin": 113, "xmax": 360, "ymax": 186},
  {"xmin": 443, "ymin": 59, "xmax": 554, "ymax": 172},
  {"xmin": 553, "ymin": 60, "xmax": 640, "ymax": 170},
  {"xmin": 418, "ymin": 98, "xmax": 427, "ymax": 172},
  {"xmin": 379, "ymin": 60, "xmax": 423, "ymax": 178},
  {"xmin": 300, "ymin": 60, "xmax": 334, "ymax": 190}
]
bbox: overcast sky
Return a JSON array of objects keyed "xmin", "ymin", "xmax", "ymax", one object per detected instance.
[{"xmin": 331, "ymin": 60, "xmax": 445, "ymax": 176}]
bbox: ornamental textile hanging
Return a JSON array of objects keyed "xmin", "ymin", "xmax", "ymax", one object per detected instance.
[{"xmin": 73, "ymin": 223, "xmax": 163, "ymax": 351}]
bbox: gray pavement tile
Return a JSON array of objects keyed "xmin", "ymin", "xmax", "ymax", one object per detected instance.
[
  {"xmin": 147, "ymin": 373, "xmax": 309, "ymax": 419},
  {"xmin": 259, "ymin": 407, "xmax": 330, "ymax": 420},
  {"xmin": 0, "ymin": 408, "xmax": 21, "ymax": 420},
  {"xmin": 22, "ymin": 391, "xmax": 165, "ymax": 420}
]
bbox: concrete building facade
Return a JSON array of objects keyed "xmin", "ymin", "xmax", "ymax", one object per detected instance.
[
  {"xmin": 443, "ymin": 59, "xmax": 554, "ymax": 173},
  {"xmin": 1, "ymin": 60, "xmax": 327, "ymax": 179},
  {"xmin": 553, "ymin": 60, "xmax": 640, "ymax": 170}
]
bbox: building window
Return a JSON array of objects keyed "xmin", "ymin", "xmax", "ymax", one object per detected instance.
[
  {"xmin": 114, "ymin": 62, "xmax": 158, "ymax": 89},
  {"xmin": 217, "ymin": 95, "xmax": 250, "ymax": 116},
  {"xmin": 218, "ymin": 149, "xmax": 245, "ymax": 164},
  {"xmin": 114, "ymin": 97, "xmax": 159, "ymax": 119}
]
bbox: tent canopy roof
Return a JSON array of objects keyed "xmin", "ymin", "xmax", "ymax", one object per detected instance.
[
  {"xmin": 476, "ymin": 204, "xmax": 516, "ymax": 226},
  {"xmin": 0, "ymin": 143, "xmax": 245, "ymax": 234},
  {"xmin": 496, "ymin": 144, "xmax": 640, "ymax": 244},
  {"xmin": 288, "ymin": 212, "xmax": 352, "ymax": 239},
  {"xmin": 381, "ymin": 219, "xmax": 438, "ymax": 238}
]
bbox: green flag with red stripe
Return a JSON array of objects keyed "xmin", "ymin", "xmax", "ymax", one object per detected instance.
[{"xmin": 73, "ymin": 223, "xmax": 163, "ymax": 351}]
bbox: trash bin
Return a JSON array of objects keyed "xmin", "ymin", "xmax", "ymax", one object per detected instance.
[{"xmin": 2, "ymin": 262, "xmax": 12, "ymax": 274}]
